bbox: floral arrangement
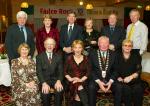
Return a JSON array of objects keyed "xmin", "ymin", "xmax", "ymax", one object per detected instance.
[{"xmin": 0, "ymin": 44, "xmax": 7, "ymax": 59}]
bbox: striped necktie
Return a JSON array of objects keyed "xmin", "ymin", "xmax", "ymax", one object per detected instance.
[{"xmin": 127, "ymin": 24, "xmax": 135, "ymax": 40}]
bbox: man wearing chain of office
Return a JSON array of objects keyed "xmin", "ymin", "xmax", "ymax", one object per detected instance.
[{"xmin": 88, "ymin": 36, "xmax": 116, "ymax": 106}]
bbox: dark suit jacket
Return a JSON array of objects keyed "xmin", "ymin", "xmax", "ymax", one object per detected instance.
[
  {"xmin": 89, "ymin": 49, "xmax": 116, "ymax": 82},
  {"xmin": 5, "ymin": 24, "xmax": 35, "ymax": 60},
  {"xmin": 36, "ymin": 52, "xmax": 63, "ymax": 85},
  {"xmin": 60, "ymin": 24, "xmax": 83, "ymax": 49},
  {"xmin": 101, "ymin": 25, "xmax": 126, "ymax": 50}
]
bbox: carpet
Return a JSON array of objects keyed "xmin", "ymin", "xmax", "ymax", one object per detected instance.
[
  {"xmin": 0, "ymin": 85, "xmax": 150, "ymax": 106},
  {"xmin": 96, "ymin": 87, "xmax": 150, "ymax": 106}
]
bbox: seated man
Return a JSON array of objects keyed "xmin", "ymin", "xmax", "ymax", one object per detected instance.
[
  {"xmin": 36, "ymin": 37, "xmax": 63, "ymax": 106},
  {"xmin": 88, "ymin": 36, "xmax": 116, "ymax": 106}
]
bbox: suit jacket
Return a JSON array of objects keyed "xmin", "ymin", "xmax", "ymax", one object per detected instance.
[
  {"xmin": 36, "ymin": 52, "xmax": 63, "ymax": 84},
  {"xmin": 5, "ymin": 24, "xmax": 35, "ymax": 60},
  {"xmin": 60, "ymin": 24, "xmax": 83, "ymax": 49},
  {"xmin": 101, "ymin": 25, "xmax": 126, "ymax": 50},
  {"xmin": 89, "ymin": 49, "xmax": 116, "ymax": 82}
]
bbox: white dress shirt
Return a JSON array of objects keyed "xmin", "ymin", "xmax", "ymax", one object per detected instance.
[
  {"xmin": 126, "ymin": 21, "xmax": 148, "ymax": 55},
  {"xmin": 68, "ymin": 23, "xmax": 74, "ymax": 32}
]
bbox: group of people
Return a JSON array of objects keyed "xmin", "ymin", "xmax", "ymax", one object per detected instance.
[{"xmin": 4, "ymin": 8, "xmax": 148, "ymax": 106}]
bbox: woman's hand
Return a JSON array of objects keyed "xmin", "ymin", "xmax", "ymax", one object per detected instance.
[
  {"xmin": 123, "ymin": 76, "xmax": 133, "ymax": 83},
  {"xmin": 26, "ymin": 81, "xmax": 36, "ymax": 89},
  {"xmin": 117, "ymin": 77, "xmax": 123, "ymax": 82},
  {"xmin": 90, "ymin": 41, "xmax": 97, "ymax": 44}
]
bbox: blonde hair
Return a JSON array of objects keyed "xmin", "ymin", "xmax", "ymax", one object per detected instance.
[
  {"xmin": 98, "ymin": 36, "xmax": 109, "ymax": 43},
  {"xmin": 43, "ymin": 14, "xmax": 52, "ymax": 20},
  {"xmin": 129, "ymin": 9, "xmax": 140, "ymax": 17},
  {"xmin": 122, "ymin": 39, "xmax": 133, "ymax": 47},
  {"xmin": 72, "ymin": 40, "xmax": 84, "ymax": 49},
  {"xmin": 18, "ymin": 43, "xmax": 30, "ymax": 54}
]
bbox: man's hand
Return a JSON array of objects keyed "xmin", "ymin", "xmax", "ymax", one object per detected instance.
[
  {"xmin": 42, "ymin": 82, "xmax": 50, "ymax": 94},
  {"xmin": 105, "ymin": 80, "xmax": 113, "ymax": 92},
  {"xmin": 98, "ymin": 80, "xmax": 106, "ymax": 92},
  {"xmin": 54, "ymin": 80, "xmax": 63, "ymax": 92},
  {"xmin": 109, "ymin": 44, "xmax": 115, "ymax": 51},
  {"xmin": 63, "ymin": 47, "xmax": 72, "ymax": 53}
]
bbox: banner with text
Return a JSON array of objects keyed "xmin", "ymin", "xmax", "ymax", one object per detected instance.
[{"xmin": 34, "ymin": 6, "xmax": 124, "ymax": 19}]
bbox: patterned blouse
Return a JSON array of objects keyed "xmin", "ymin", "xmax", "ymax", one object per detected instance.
[{"xmin": 11, "ymin": 58, "xmax": 41, "ymax": 106}]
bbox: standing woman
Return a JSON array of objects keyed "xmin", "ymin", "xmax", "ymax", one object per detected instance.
[
  {"xmin": 36, "ymin": 14, "xmax": 60, "ymax": 54},
  {"xmin": 11, "ymin": 43, "xmax": 41, "ymax": 106},
  {"xmin": 64, "ymin": 40, "xmax": 90, "ymax": 106},
  {"xmin": 113, "ymin": 39, "xmax": 144, "ymax": 106},
  {"xmin": 83, "ymin": 18, "xmax": 100, "ymax": 55}
]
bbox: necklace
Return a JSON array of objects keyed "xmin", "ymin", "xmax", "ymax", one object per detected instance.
[
  {"xmin": 97, "ymin": 50, "xmax": 109, "ymax": 78},
  {"xmin": 19, "ymin": 57, "xmax": 29, "ymax": 65}
]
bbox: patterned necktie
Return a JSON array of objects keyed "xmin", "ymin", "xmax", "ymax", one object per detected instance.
[
  {"xmin": 48, "ymin": 53, "xmax": 52, "ymax": 64},
  {"xmin": 68, "ymin": 26, "xmax": 72, "ymax": 39},
  {"xmin": 20, "ymin": 27, "xmax": 26, "ymax": 42},
  {"xmin": 127, "ymin": 24, "xmax": 135, "ymax": 40},
  {"xmin": 110, "ymin": 27, "xmax": 114, "ymax": 35}
]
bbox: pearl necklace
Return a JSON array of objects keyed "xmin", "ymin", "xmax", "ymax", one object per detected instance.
[{"xmin": 97, "ymin": 50, "xmax": 109, "ymax": 78}]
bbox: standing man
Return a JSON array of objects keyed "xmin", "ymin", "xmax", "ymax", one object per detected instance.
[
  {"xmin": 60, "ymin": 12, "xmax": 83, "ymax": 59},
  {"xmin": 5, "ymin": 11, "xmax": 35, "ymax": 62},
  {"xmin": 88, "ymin": 36, "xmax": 116, "ymax": 106},
  {"xmin": 126, "ymin": 9, "xmax": 148, "ymax": 55},
  {"xmin": 36, "ymin": 37, "xmax": 63, "ymax": 106},
  {"xmin": 101, "ymin": 13, "xmax": 126, "ymax": 51}
]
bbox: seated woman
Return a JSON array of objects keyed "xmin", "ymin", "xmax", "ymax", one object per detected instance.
[
  {"xmin": 64, "ymin": 40, "xmax": 90, "ymax": 106},
  {"xmin": 113, "ymin": 39, "xmax": 144, "ymax": 106},
  {"xmin": 11, "ymin": 43, "xmax": 41, "ymax": 106}
]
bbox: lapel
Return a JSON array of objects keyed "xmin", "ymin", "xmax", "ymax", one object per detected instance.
[
  {"xmin": 43, "ymin": 52, "xmax": 50, "ymax": 64},
  {"xmin": 15, "ymin": 25, "xmax": 25, "ymax": 42}
]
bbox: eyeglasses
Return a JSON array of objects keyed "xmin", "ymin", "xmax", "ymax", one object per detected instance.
[{"xmin": 123, "ymin": 45, "xmax": 132, "ymax": 47}]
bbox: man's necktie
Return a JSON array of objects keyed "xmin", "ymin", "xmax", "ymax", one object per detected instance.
[
  {"xmin": 68, "ymin": 26, "xmax": 72, "ymax": 39},
  {"xmin": 127, "ymin": 24, "xmax": 135, "ymax": 40},
  {"xmin": 48, "ymin": 53, "xmax": 52, "ymax": 64},
  {"xmin": 20, "ymin": 27, "xmax": 26, "ymax": 42},
  {"xmin": 110, "ymin": 27, "xmax": 114, "ymax": 35},
  {"xmin": 102, "ymin": 52, "xmax": 106, "ymax": 62}
]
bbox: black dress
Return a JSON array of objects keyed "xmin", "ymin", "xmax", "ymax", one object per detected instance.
[
  {"xmin": 113, "ymin": 51, "xmax": 144, "ymax": 106},
  {"xmin": 82, "ymin": 29, "xmax": 100, "ymax": 53}
]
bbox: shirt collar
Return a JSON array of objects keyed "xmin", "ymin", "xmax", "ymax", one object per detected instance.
[
  {"xmin": 134, "ymin": 20, "xmax": 140, "ymax": 26},
  {"xmin": 68, "ymin": 23, "xmax": 74, "ymax": 28}
]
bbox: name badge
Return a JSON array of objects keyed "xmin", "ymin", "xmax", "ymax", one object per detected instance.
[{"xmin": 102, "ymin": 71, "xmax": 106, "ymax": 78}]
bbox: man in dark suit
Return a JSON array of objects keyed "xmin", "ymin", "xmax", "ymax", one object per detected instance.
[
  {"xmin": 88, "ymin": 36, "xmax": 116, "ymax": 106},
  {"xmin": 101, "ymin": 13, "xmax": 126, "ymax": 51},
  {"xmin": 5, "ymin": 11, "xmax": 35, "ymax": 63},
  {"xmin": 60, "ymin": 12, "xmax": 83, "ymax": 59},
  {"xmin": 36, "ymin": 37, "xmax": 63, "ymax": 106}
]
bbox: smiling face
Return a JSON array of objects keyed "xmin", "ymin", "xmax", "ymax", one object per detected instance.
[
  {"xmin": 130, "ymin": 10, "xmax": 140, "ymax": 24},
  {"xmin": 122, "ymin": 42, "xmax": 133, "ymax": 53},
  {"xmin": 72, "ymin": 44, "xmax": 83, "ymax": 56},
  {"xmin": 98, "ymin": 37, "xmax": 109, "ymax": 51},
  {"xmin": 44, "ymin": 38, "xmax": 56, "ymax": 52},
  {"xmin": 108, "ymin": 14, "xmax": 117, "ymax": 26},
  {"xmin": 17, "ymin": 16, "xmax": 27, "ymax": 26},
  {"xmin": 85, "ymin": 19, "xmax": 93, "ymax": 29},
  {"xmin": 20, "ymin": 47, "xmax": 29, "ymax": 58},
  {"xmin": 43, "ymin": 18, "xmax": 52, "ymax": 28},
  {"xmin": 67, "ymin": 13, "xmax": 76, "ymax": 24}
]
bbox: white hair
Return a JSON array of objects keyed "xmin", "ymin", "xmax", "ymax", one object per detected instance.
[{"xmin": 16, "ymin": 11, "xmax": 28, "ymax": 19}]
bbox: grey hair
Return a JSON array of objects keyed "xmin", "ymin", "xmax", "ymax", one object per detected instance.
[{"xmin": 16, "ymin": 11, "xmax": 28, "ymax": 19}]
